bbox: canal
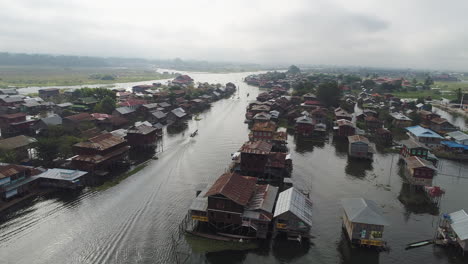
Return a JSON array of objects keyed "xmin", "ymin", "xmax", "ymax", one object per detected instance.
[{"xmin": 2, "ymin": 72, "xmax": 468, "ymax": 264}]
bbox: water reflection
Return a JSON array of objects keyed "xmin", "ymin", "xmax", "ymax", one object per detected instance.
[
  {"xmin": 271, "ymin": 237, "xmax": 311, "ymax": 262},
  {"xmin": 398, "ymin": 183, "xmax": 439, "ymax": 217},
  {"xmin": 294, "ymin": 136, "xmax": 326, "ymax": 154},
  {"xmin": 332, "ymin": 137, "xmax": 349, "ymax": 157},
  {"xmin": 345, "ymin": 158, "xmax": 373, "ymax": 178},
  {"xmin": 337, "ymin": 231, "xmax": 380, "ymax": 264}
]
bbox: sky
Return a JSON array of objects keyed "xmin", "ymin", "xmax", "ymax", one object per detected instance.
[{"xmin": 1, "ymin": 0, "xmax": 468, "ymax": 71}]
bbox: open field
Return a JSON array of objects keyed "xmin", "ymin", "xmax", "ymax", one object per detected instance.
[{"xmin": 0, "ymin": 66, "xmax": 177, "ymax": 87}]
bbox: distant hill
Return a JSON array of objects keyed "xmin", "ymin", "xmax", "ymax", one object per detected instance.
[{"xmin": 0, "ymin": 52, "xmax": 263, "ymax": 72}]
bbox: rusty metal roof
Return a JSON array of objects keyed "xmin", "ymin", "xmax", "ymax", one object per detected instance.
[
  {"xmin": 74, "ymin": 133, "xmax": 126, "ymax": 151},
  {"xmin": 0, "ymin": 135, "xmax": 36, "ymax": 150},
  {"xmin": 404, "ymin": 156, "xmax": 436, "ymax": 170},
  {"xmin": 348, "ymin": 135, "xmax": 370, "ymax": 144},
  {"xmin": 73, "ymin": 145, "xmax": 129, "ymax": 164},
  {"xmin": 127, "ymin": 124, "xmax": 157, "ymax": 135},
  {"xmin": 204, "ymin": 172, "xmax": 257, "ymax": 206},
  {"xmin": 240, "ymin": 141, "xmax": 272, "ymax": 155},
  {"xmin": 252, "ymin": 121, "xmax": 277, "ymax": 132},
  {"xmin": 0, "ymin": 164, "xmax": 28, "ymax": 179}
]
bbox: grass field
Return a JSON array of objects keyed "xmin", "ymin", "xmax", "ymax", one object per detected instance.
[{"xmin": 0, "ymin": 66, "xmax": 177, "ymax": 88}]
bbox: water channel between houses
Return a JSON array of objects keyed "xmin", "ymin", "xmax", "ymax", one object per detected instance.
[{"xmin": 1, "ymin": 71, "xmax": 468, "ymax": 264}]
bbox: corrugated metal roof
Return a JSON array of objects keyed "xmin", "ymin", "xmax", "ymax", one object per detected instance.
[
  {"xmin": 189, "ymin": 187, "xmax": 209, "ymax": 212},
  {"xmin": 247, "ymin": 184, "xmax": 278, "ymax": 213},
  {"xmin": 405, "ymin": 126, "xmax": 443, "ymax": 139},
  {"xmin": 341, "ymin": 198, "xmax": 389, "ymax": 226},
  {"xmin": 447, "ymin": 131, "xmax": 468, "ymax": 142},
  {"xmin": 0, "ymin": 135, "xmax": 36, "ymax": 150},
  {"xmin": 36, "ymin": 168, "xmax": 87, "ymax": 181},
  {"xmin": 348, "ymin": 135, "xmax": 370, "ymax": 144},
  {"xmin": 404, "ymin": 156, "xmax": 437, "ymax": 170},
  {"xmin": 204, "ymin": 172, "xmax": 257, "ymax": 206},
  {"xmin": 274, "ymin": 187, "xmax": 313, "ymax": 227},
  {"xmin": 240, "ymin": 141, "xmax": 273, "ymax": 155},
  {"xmin": 74, "ymin": 133, "xmax": 126, "ymax": 151},
  {"xmin": 449, "ymin": 210, "xmax": 468, "ymax": 240},
  {"xmin": 252, "ymin": 121, "xmax": 277, "ymax": 132},
  {"xmin": 400, "ymin": 139, "xmax": 429, "ymax": 149}
]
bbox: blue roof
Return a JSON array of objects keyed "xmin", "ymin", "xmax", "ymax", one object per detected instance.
[
  {"xmin": 441, "ymin": 141, "xmax": 468, "ymax": 150},
  {"xmin": 405, "ymin": 125, "xmax": 443, "ymax": 139}
]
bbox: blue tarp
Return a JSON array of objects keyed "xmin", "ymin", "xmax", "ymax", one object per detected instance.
[
  {"xmin": 405, "ymin": 125, "xmax": 443, "ymax": 139},
  {"xmin": 441, "ymin": 141, "xmax": 468, "ymax": 150}
]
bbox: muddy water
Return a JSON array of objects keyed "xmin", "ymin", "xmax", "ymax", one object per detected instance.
[{"xmin": 1, "ymin": 72, "xmax": 468, "ymax": 264}]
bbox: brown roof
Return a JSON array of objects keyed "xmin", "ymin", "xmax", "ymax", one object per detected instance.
[
  {"xmin": 364, "ymin": 116, "xmax": 381, "ymax": 122},
  {"xmin": 204, "ymin": 172, "xmax": 257, "ymax": 206},
  {"xmin": 127, "ymin": 124, "xmax": 157, "ymax": 135},
  {"xmin": 430, "ymin": 117, "xmax": 449, "ymax": 125},
  {"xmin": 348, "ymin": 135, "xmax": 370, "ymax": 144},
  {"xmin": 267, "ymin": 152, "xmax": 287, "ymax": 168},
  {"xmin": 240, "ymin": 141, "xmax": 273, "ymax": 155},
  {"xmin": 404, "ymin": 156, "xmax": 436, "ymax": 170},
  {"xmin": 0, "ymin": 164, "xmax": 28, "ymax": 179},
  {"xmin": 336, "ymin": 119, "xmax": 355, "ymax": 127},
  {"xmin": 73, "ymin": 145, "xmax": 130, "ymax": 164},
  {"xmin": 101, "ymin": 116, "xmax": 129, "ymax": 126},
  {"xmin": 0, "ymin": 113, "xmax": 27, "ymax": 119},
  {"xmin": 0, "ymin": 135, "xmax": 36, "ymax": 150},
  {"xmin": 376, "ymin": 128, "xmax": 391, "ymax": 135},
  {"xmin": 74, "ymin": 133, "xmax": 126, "ymax": 151},
  {"xmin": 252, "ymin": 121, "xmax": 277, "ymax": 132},
  {"xmin": 65, "ymin": 113, "xmax": 94, "ymax": 122}
]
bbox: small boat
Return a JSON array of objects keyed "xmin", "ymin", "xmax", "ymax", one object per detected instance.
[
  {"xmin": 405, "ymin": 239, "xmax": 433, "ymax": 250},
  {"xmin": 190, "ymin": 129, "xmax": 198, "ymax": 137},
  {"xmin": 247, "ymin": 93, "xmax": 249, "ymax": 97}
]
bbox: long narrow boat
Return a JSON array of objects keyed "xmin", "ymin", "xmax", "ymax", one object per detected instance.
[{"xmin": 405, "ymin": 239, "xmax": 433, "ymax": 250}]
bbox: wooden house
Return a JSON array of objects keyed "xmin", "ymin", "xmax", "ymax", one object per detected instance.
[
  {"xmin": 239, "ymin": 141, "xmax": 273, "ymax": 176},
  {"xmin": 375, "ymin": 128, "xmax": 393, "ymax": 146},
  {"xmin": 400, "ymin": 139, "xmax": 430, "ymax": 160},
  {"xmin": 132, "ymin": 84, "xmax": 153, "ymax": 93},
  {"xmin": 295, "ymin": 115, "xmax": 314, "ymax": 137},
  {"xmin": 0, "ymin": 113, "xmax": 26, "ymax": 129},
  {"xmin": 437, "ymin": 210, "xmax": 468, "ymax": 253},
  {"xmin": 250, "ymin": 121, "xmax": 277, "ymax": 142},
  {"xmin": 419, "ymin": 110, "xmax": 440, "ymax": 126},
  {"xmin": 113, "ymin": 106, "xmax": 136, "ymax": 119},
  {"xmin": 126, "ymin": 124, "xmax": 160, "ymax": 149},
  {"xmin": 335, "ymin": 108, "xmax": 352, "ymax": 121},
  {"xmin": 341, "ymin": 198, "xmax": 389, "ymax": 248},
  {"xmin": 72, "ymin": 133, "xmax": 130, "ymax": 174},
  {"xmin": 36, "ymin": 168, "xmax": 88, "ymax": 190},
  {"xmin": 310, "ymin": 108, "xmax": 328, "ymax": 125},
  {"xmin": 348, "ymin": 135, "xmax": 375, "ymax": 160},
  {"xmin": 0, "ymin": 135, "xmax": 36, "ymax": 161},
  {"xmin": 0, "ymin": 164, "xmax": 40, "ymax": 200},
  {"xmin": 446, "ymin": 131, "xmax": 468, "ymax": 145},
  {"xmin": 335, "ymin": 119, "xmax": 356, "ymax": 137},
  {"xmin": 203, "ymin": 172, "xmax": 259, "ymax": 237},
  {"xmin": 429, "ymin": 117, "xmax": 457, "ymax": 134},
  {"xmin": 63, "ymin": 113, "xmax": 95, "ymax": 127},
  {"xmin": 38, "ymin": 88, "xmax": 60, "ymax": 99},
  {"xmin": 33, "ymin": 115, "xmax": 63, "ymax": 134},
  {"xmin": 253, "ymin": 112, "xmax": 271, "ymax": 122},
  {"xmin": 168, "ymin": 107, "xmax": 188, "ymax": 124},
  {"xmin": 273, "ymin": 187, "xmax": 313, "ymax": 241},
  {"xmin": 149, "ymin": 111, "xmax": 167, "ymax": 124},
  {"xmin": 405, "ymin": 125, "xmax": 443, "ymax": 148},
  {"xmin": 403, "ymin": 156, "xmax": 437, "ymax": 186},
  {"xmin": 194, "ymin": 172, "xmax": 279, "ymax": 239},
  {"xmin": 364, "ymin": 116, "xmax": 383, "ymax": 131},
  {"xmin": 390, "ymin": 112, "xmax": 412, "ymax": 128}
]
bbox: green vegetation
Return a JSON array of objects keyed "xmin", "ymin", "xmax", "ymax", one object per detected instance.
[
  {"xmin": 286, "ymin": 65, "xmax": 301, "ymax": 75},
  {"xmin": 316, "ymin": 81, "xmax": 342, "ymax": 107},
  {"xmin": 93, "ymin": 163, "xmax": 148, "ymax": 191},
  {"xmin": 0, "ymin": 66, "xmax": 177, "ymax": 88},
  {"xmin": 93, "ymin": 96, "xmax": 116, "ymax": 114}
]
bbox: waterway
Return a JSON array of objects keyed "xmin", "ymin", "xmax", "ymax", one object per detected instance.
[{"xmin": 2, "ymin": 72, "xmax": 468, "ymax": 264}]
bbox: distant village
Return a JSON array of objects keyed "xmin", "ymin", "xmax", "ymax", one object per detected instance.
[
  {"xmin": 182, "ymin": 66, "xmax": 468, "ymax": 253},
  {"xmin": 0, "ymin": 74, "xmax": 236, "ymax": 210}
]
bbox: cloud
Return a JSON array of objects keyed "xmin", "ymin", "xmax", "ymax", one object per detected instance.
[{"xmin": 0, "ymin": 0, "xmax": 467, "ymax": 70}]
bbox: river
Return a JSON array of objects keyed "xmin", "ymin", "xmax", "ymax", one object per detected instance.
[{"xmin": 2, "ymin": 72, "xmax": 468, "ymax": 264}]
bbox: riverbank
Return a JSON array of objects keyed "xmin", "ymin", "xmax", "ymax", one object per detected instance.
[
  {"xmin": 0, "ymin": 66, "xmax": 177, "ymax": 88},
  {"xmin": 433, "ymin": 104, "xmax": 468, "ymax": 124}
]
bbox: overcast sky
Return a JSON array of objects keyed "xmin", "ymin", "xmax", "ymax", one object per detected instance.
[{"xmin": 1, "ymin": 0, "xmax": 467, "ymax": 70}]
